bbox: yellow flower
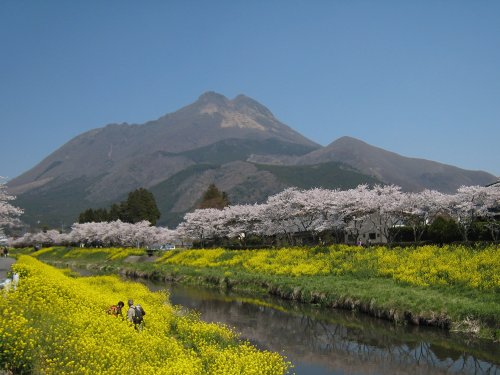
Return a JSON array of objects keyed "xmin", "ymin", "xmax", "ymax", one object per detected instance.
[{"xmin": 1, "ymin": 256, "xmax": 290, "ymax": 374}]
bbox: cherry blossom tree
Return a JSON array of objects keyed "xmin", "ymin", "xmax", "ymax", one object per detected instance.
[
  {"xmin": 447, "ymin": 185, "xmax": 500, "ymax": 242},
  {"xmin": 342, "ymin": 185, "xmax": 372, "ymax": 244},
  {"xmin": 364, "ymin": 185, "xmax": 407, "ymax": 244},
  {"xmin": 284, "ymin": 188, "xmax": 349, "ymax": 243},
  {"xmin": 178, "ymin": 208, "xmax": 227, "ymax": 246},
  {"xmin": 155, "ymin": 226, "xmax": 178, "ymax": 245},
  {"xmin": 446, "ymin": 185, "xmax": 497, "ymax": 241},
  {"xmin": 0, "ymin": 177, "xmax": 23, "ymax": 230},
  {"xmin": 401, "ymin": 189, "xmax": 448, "ymax": 243},
  {"xmin": 483, "ymin": 185, "xmax": 500, "ymax": 241},
  {"xmin": 34, "ymin": 230, "xmax": 66, "ymax": 247},
  {"xmin": 260, "ymin": 188, "xmax": 302, "ymax": 244},
  {"xmin": 304, "ymin": 188, "xmax": 349, "ymax": 243},
  {"xmin": 221, "ymin": 204, "xmax": 266, "ymax": 243},
  {"xmin": 285, "ymin": 188, "xmax": 319, "ymax": 233},
  {"xmin": 70, "ymin": 221, "xmax": 108, "ymax": 246}
]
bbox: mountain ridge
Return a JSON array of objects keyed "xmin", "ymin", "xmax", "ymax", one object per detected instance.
[
  {"xmin": 7, "ymin": 92, "xmax": 497, "ymax": 228},
  {"xmin": 295, "ymin": 136, "xmax": 495, "ymax": 192}
]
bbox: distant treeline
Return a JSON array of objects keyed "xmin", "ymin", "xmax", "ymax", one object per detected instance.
[{"xmin": 78, "ymin": 188, "xmax": 160, "ymax": 225}]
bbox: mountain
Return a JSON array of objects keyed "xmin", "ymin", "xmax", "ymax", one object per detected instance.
[
  {"xmin": 148, "ymin": 160, "xmax": 380, "ymax": 227},
  {"xmin": 9, "ymin": 92, "xmax": 318, "ymax": 199},
  {"xmin": 9, "ymin": 92, "xmax": 376, "ymax": 228},
  {"xmin": 7, "ymin": 93, "xmax": 496, "ymax": 229},
  {"xmin": 294, "ymin": 137, "xmax": 496, "ymax": 193}
]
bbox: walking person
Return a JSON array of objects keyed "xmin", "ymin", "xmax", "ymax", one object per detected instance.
[
  {"xmin": 107, "ymin": 301, "xmax": 125, "ymax": 318},
  {"xmin": 127, "ymin": 299, "xmax": 146, "ymax": 330}
]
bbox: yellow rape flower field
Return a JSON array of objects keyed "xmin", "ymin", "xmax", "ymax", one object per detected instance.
[
  {"xmin": 13, "ymin": 244, "xmax": 500, "ymax": 340},
  {"xmin": 27, "ymin": 244, "xmax": 500, "ymax": 292},
  {"xmin": 0, "ymin": 256, "xmax": 291, "ymax": 375},
  {"xmin": 156, "ymin": 244, "xmax": 500, "ymax": 291}
]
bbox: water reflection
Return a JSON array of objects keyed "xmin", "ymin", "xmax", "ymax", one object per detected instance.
[{"xmin": 143, "ymin": 280, "xmax": 499, "ymax": 375}]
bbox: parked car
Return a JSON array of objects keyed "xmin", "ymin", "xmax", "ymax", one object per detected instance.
[
  {"xmin": 147, "ymin": 243, "xmax": 176, "ymax": 251},
  {"xmin": 160, "ymin": 243, "xmax": 176, "ymax": 250}
]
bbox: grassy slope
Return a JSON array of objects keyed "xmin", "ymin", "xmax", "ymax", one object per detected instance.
[
  {"xmin": 255, "ymin": 161, "xmax": 380, "ymax": 189},
  {"xmin": 15, "ymin": 176, "xmax": 100, "ymax": 228},
  {"xmin": 179, "ymin": 138, "xmax": 318, "ymax": 164}
]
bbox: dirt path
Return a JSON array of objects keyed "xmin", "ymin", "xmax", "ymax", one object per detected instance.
[{"xmin": 0, "ymin": 256, "xmax": 15, "ymax": 279}]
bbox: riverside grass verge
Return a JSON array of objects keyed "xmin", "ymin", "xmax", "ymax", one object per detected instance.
[
  {"xmin": 0, "ymin": 256, "xmax": 291, "ymax": 375},
  {"xmin": 12, "ymin": 244, "xmax": 500, "ymax": 340}
]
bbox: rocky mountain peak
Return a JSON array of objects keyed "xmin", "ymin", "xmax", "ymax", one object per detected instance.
[
  {"xmin": 232, "ymin": 94, "xmax": 274, "ymax": 118},
  {"xmin": 330, "ymin": 136, "xmax": 364, "ymax": 146},
  {"xmin": 190, "ymin": 92, "xmax": 279, "ymax": 132},
  {"xmin": 197, "ymin": 91, "xmax": 230, "ymax": 105},
  {"xmin": 194, "ymin": 91, "xmax": 274, "ymax": 119}
]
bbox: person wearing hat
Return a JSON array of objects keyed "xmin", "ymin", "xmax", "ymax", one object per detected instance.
[{"xmin": 127, "ymin": 299, "xmax": 145, "ymax": 330}]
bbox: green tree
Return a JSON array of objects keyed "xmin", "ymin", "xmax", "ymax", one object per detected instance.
[
  {"xmin": 78, "ymin": 208, "xmax": 94, "ymax": 223},
  {"xmin": 78, "ymin": 208, "xmax": 109, "ymax": 223},
  {"xmin": 198, "ymin": 184, "xmax": 230, "ymax": 209},
  {"xmin": 121, "ymin": 188, "xmax": 161, "ymax": 225},
  {"xmin": 108, "ymin": 203, "xmax": 122, "ymax": 221},
  {"xmin": 77, "ymin": 188, "xmax": 160, "ymax": 225},
  {"xmin": 427, "ymin": 216, "xmax": 461, "ymax": 244}
]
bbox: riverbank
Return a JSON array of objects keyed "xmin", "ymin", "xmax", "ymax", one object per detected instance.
[
  {"xmin": 114, "ymin": 265, "xmax": 500, "ymax": 340},
  {"xmin": 157, "ymin": 280, "xmax": 500, "ymax": 373},
  {"xmin": 12, "ymin": 245, "xmax": 500, "ymax": 340}
]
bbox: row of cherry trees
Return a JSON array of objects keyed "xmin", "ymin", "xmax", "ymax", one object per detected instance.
[
  {"xmin": 11, "ymin": 220, "xmax": 178, "ymax": 248},
  {"xmin": 178, "ymin": 184, "xmax": 500, "ymax": 245},
  {"xmin": 6, "ymin": 182, "xmax": 500, "ymax": 248}
]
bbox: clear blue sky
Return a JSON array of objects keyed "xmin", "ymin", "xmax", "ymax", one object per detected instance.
[{"xmin": 1, "ymin": 1, "xmax": 499, "ymax": 180}]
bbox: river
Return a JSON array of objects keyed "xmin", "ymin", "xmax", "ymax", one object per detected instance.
[{"xmin": 139, "ymin": 279, "xmax": 499, "ymax": 375}]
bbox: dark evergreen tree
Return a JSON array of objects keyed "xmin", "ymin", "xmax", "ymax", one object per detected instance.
[
  {"xmin": 78, "ymin": 208, "xmax": 109, "ymax": 223},
  {"xmin": 78, "ymin": 208, "xmax": 94, "ymax": 223},
  {"xmin": 121, "ymin": 188, "xmax": 161, "ymax": 225},
  {"xmin": 198, "ymin": 184, "xmax": 230, "ymax": 209},
  {"xmin": 108, "ymin": 203, "xmax": 122, "ymax": 221},
  {"xmin": 94, "ymin": 208, "xmax": 109, "ymax": 222},
  {"xmin": 77, "ymin": 188, "xmax": 160, "ymax": 225}
]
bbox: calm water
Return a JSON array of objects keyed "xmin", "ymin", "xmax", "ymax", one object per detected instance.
[{"xmin": 138, "ymin": 279, "xmax": 499, "ymax": 375}]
